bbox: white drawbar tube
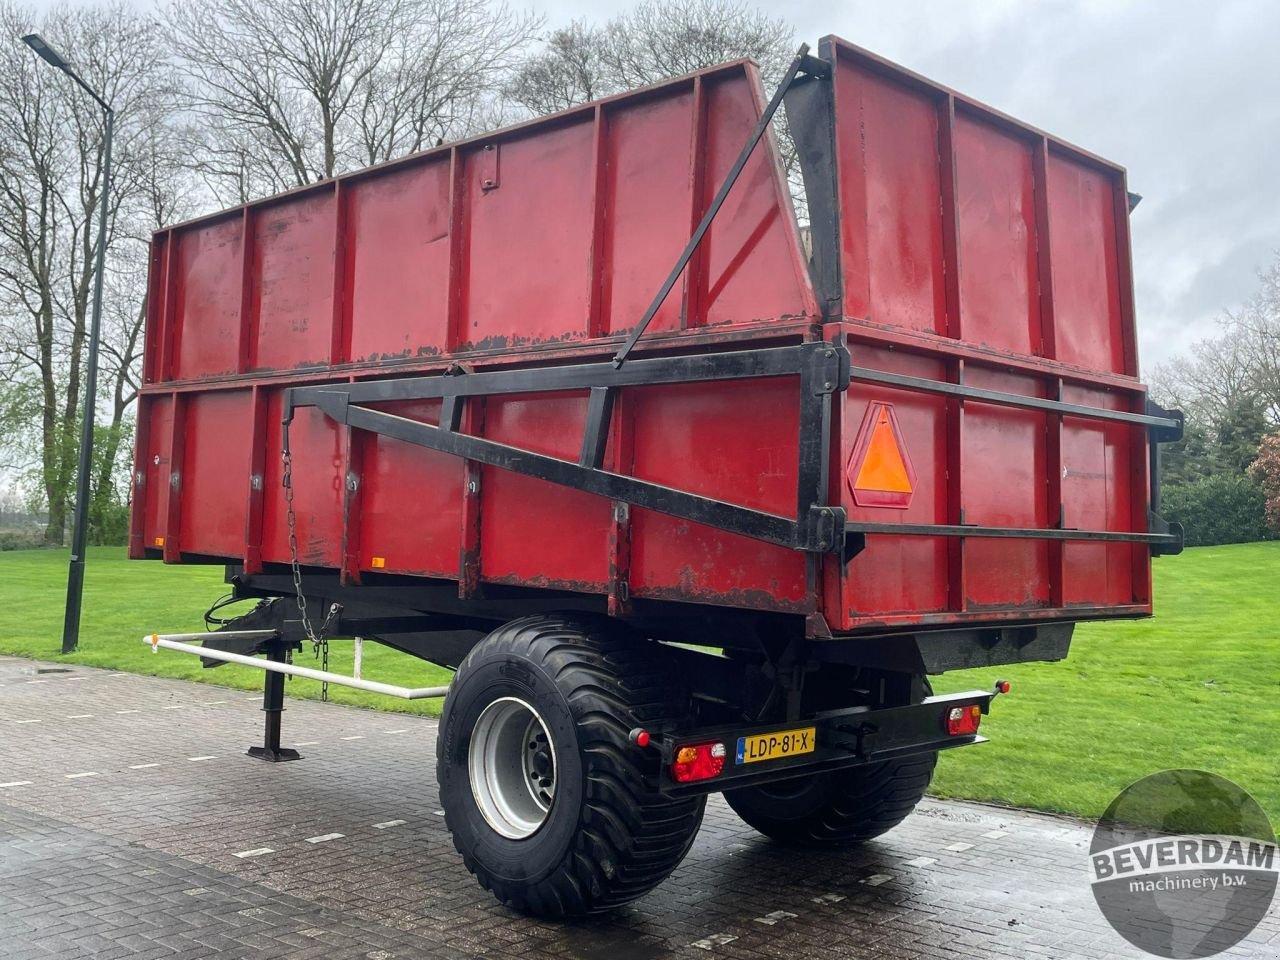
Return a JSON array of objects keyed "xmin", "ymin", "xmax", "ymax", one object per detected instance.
[{"xmin": 143, "ymin": 632, "xmax": 451, "ymax": 700}]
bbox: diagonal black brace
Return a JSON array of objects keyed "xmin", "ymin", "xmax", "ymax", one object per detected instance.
[
  {"xmin": 288, "ymin": 342, "xmax": 851, "ymax": 556},
  {"xmin": 612, "ymin": 43, "xmax": 815, "ymax": 368}
]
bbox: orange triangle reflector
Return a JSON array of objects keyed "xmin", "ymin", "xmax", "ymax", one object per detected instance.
[{"xmin": 847, "ymin": 402, "xmax": 915, "ymax": 508}]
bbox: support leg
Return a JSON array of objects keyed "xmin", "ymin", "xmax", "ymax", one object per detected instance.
[{"xmin": 247, "ymin": 641, "xmax": 301, "ymax": 762}]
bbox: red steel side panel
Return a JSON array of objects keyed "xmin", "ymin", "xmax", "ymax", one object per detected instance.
[
  {"xmin": 260, "ymin": 396, "xmax": 344, "ymax": 569},
  {"xmin": 134, "ymin": 62, "xmax": 816, "ymax": 616},
  {"xmin": 823, "ymin": 36, "xmax": 1152, "ymax": 631},
  {"xmin": 346, "ymin": 164, "xmax": 453, "ymax": 363},
  {"xmin": 358, "ymin": 400, "xmax": 461, "ymax": 578},
  {"xmin": 628, "ymin": 378, "xmax": 807, "ymax": 609},
  {"xmin": 147, "ymin": 62, "xmax": 813, "ymax": 384},
  {"xmin": 173, "ymin": 219, "xmax": 243, "ymax": 379},
  {"xmin": 179, "ymin": 391, "xmax": 253, "ymax": 558},
  {"xmin": 954, "ymin": 113, "xmax": 1041, "ymax": 356},
  {"xmin": 464, "ymin": 123, "xmax": 598, "ymax": 350},
  {"xmin": 1047, "ymin": 154, "xmax": 1129, "ymax": 375},
  {"xmin": 479, "ymin": 392, "xmax": 610, "ymax": 590},
  {"xmin": 834, "ymin": 61, "xmax": 946, "ymax": 335},
  {"xmin": 253, "ymin": 194, "xmax": 337, "ymax": 371}
]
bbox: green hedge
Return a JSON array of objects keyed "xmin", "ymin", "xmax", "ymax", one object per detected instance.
[{"xmin": 1161, "ymin": 473, "xmax": 1271, "ymax": 546}]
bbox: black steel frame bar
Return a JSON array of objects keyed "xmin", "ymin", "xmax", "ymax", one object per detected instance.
[
  {"xmin": 845, "ymin": 521, "xmax": 1177, "ymax": 545},
  {"xmin": 295, "ymin": 345, "xmax": 823, "ymax": 405},
  {"xmin": 848, "ymin": 365, "xmax": 1180, "ymax": 430},
  {"xmin": 288, "ymin": 341, "xmax": 848, "ymax": 555}
]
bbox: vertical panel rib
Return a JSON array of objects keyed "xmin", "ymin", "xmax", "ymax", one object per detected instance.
[
  {"xmin": 243, "ymin": 385, "xmax": 268, "ymax": 575},
  {"xmin": 946, "ymin": 358, "xmax": 967, "ymax": 611},
  {"xmin": 937, "ymin": 95, "xmax": 963, "ymax": 340},
  {"xmin": 1046, "ymin": 376, "xmax": 1065, "ymax": 607},
  {"xmin": 237, "ymin": 209, "xmax": 257, "ymax": 373},
  {"xmin": 329, "ymin": 180, "xmax": 350, "ymax": 365},
  {"xmin": 445, "ymin": 146, "xmax": 468, "ymax": 352},
  {"xmin": 586, "ymin": 104, "xmax": 609, "ymax": 339},
  {"xmin": 683, "ymin": 76, "xmax": 709, "ymax": 330},
  {"xmin": 1031, "ymin": 138, "xmax": 1057, "ymax": 360}
]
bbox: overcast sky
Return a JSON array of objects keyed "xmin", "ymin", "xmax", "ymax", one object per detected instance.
[
  {"xmin": 24, "ymin": 0, "xmax": 1280, "ymax": 371},
  {"xmin": 545, "ymin": 0, "xmax": 1280, "ymax": 370}
]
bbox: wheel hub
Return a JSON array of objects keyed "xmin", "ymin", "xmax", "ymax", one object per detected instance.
[{"xmin": 469, "ymin": 697, "xmax": 557, "ymax": 839}]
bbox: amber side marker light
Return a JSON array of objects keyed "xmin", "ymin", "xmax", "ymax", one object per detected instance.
[
  {"xmin": 946, "ymin": 704, "xmax": 983, "ymax": 736},
  {"xmin": 671, "ymin": 742, "xmax": 726, "ymax": 783}
]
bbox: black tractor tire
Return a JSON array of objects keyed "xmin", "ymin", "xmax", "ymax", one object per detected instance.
[
  {"xmin": 436, "ymin": 614, "xmax": 705, "ymax": 917},
  {"xmin": 722, "ymin": 752, "xmax": 937, "ymax": 847}
]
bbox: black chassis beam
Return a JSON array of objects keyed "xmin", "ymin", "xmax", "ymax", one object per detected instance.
[{"xmin": 656, "ymin": 689, "xmax": 996, "ymax": 798}]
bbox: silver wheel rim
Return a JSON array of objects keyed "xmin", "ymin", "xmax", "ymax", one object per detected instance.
[{"xmin": 468, "ymin": 696, "xmax": 557, "ymax": 840}]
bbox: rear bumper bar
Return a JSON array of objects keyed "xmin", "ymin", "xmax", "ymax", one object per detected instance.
[{"xmin": 658, "ymin": 689, "xmax": 997, "ymax": 797}]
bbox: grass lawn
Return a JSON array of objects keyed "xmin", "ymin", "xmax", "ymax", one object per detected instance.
[
  {"xmin": 931, "ymin": 541, "xmax": 1280, "ymax": 824},
  {"xmin": 0, "ymin": 542, "xmax": 1276, "ymax": 822},
  {"xmin": 0, "ymin": 547, "xmax": 452, "ymax": 718}
]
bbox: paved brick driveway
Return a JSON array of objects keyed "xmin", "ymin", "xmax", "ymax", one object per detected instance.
[{"xmin": 0, "ymin": 655, "xmax": 1275, "ymax": 959}]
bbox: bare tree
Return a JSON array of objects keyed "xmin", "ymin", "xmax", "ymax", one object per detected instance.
[
  {"xmin": 505, "ymin": 21, "xmax": 605, "ymax": 116},
  {"xmin": 599, "ymin": 0, "xmax": 794, "ymax": 90},
  {"xmin": 0, "ymin": 1, "xmax": 183, "ymax": 544},
  {"xmin": 166, "ymin": 0, "xmax": 541, "ymax": 197},
  {"xmin": 1148, "ymin": 326, "xmax": 1257, "ymax": 428},
  {"xmin": 505, "ymin": 1, "xmax": 801, "ymax": 211},
  {"xmin": 1229, "ymin": 255, "xmax": 1280, "ymax": 425},
  {"xmin": 507, "ymin": 0, "xmax": 794, "ymax": 115}
]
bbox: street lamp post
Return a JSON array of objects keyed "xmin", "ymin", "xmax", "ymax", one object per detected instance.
[{"xmin": 22, "ymin": 33, "xmax": 114, "ymax": 655}]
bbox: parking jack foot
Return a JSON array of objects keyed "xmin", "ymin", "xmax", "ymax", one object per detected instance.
[{"xmin": 249, "ymin": 639, "xmax": 300, "ymax": 762}]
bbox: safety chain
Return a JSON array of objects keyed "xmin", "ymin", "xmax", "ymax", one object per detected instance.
[{"xmin": 281, "ymin": 416, "xmax": 338, "ymax": 701}]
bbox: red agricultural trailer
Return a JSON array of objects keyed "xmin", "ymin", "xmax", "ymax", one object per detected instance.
[{"xmin": 134, "ymin": 37, "xmax": 1182, "ymax": 916}]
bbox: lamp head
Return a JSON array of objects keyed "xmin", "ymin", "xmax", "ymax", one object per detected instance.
[{"xmin": 21, "ymin": 33, "xmax": 70, "ymax": 71}]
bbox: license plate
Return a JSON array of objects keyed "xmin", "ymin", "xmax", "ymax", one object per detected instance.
[{"xmin": 735, "ymin": 727, "xmax": 817, "ymax": 765}]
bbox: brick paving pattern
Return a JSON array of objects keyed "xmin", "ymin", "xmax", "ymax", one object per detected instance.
[{"xmin": 0, "ymin": 655, "xmax": 1275, "ymax": 959}]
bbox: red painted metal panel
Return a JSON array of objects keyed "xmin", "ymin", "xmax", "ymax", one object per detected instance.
[
  {"xmin": 358, "ymin": 400, "xmax": 461, "ymax": 578},
  {"xmin": 479, "ymin": 392, "xmax": 610, "ymax": 590},
  {"xmin": 601, "ymin": 88, "xmax": 695, "ymax": 337},
  {"xmin": 628, "ymin": 378, "xmax": 807, "ymax": 609},
  {"xmin": 698, "ymin": 74, "xmax": 815, "ymax": 328},
  {"xmin": 832, "ymin": 57, "xmax": 946, "ymax": 334},
  {"xmin": 179, "ymin": 391, "xmax": 253, "ymax": 558},
  {"xmin": 253, "ymin": 192, "xmax": 337, "ymax": 371},
  {"xmin": 137, "ymin": 394, "xmax": 173, "ymax": 553},
  {"xmin": 464, "ymin": 121, "xmax": 597, "ymax": 351},
  {"xmin": 173, "ymin": 217, "xmax": 243, "ymax": 379},
  {"xmin": 960, "ymin": 368, "xmax": 1051, "ymax": 610},
  {"xmin": 954, "ymin": 111, "xmax": 1041, "ymax": 356},
  {"xmin": 346, "ymin": 161, "xmax": 454, "ymax": 362},
  {"xmin": 840, "ymin": 346, "xmax": 949, "ymax": 620},
  {"xmin": 1060, "ymin": 383, "xmax": 1141, "ymax": 606},
  {"xmin": 1046, "ymin": 152, "xmax": 1128, "ymax": 375},
  {"xmin": 260, "ymin": 394, "xmax": 344, "ymax": 568}
]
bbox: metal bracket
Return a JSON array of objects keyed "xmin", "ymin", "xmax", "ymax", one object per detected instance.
[{"xmin": 803, "ymin": 505, "xmax": 846, "ymax": 553}]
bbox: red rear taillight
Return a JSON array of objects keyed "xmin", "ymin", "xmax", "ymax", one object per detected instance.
[
  {"xmin": 946, "ymin": 704, "xmax": 983, "ymax": 736},
  {"xmin": 671, "ymin": 741, "xmax": 726, "ymax": 783}
]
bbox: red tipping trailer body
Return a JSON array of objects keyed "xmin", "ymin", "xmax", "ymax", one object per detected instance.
[{"xmin": 130, "ymin": 37, "xmax": 1179, "ymax": 638}]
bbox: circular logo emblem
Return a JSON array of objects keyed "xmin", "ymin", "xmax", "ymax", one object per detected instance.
[{"xmin": 1090, "ymin": 769, "xmax": 1277, "ymax": 958}]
